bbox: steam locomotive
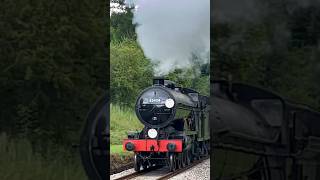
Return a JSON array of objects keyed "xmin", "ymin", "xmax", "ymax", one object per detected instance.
[
  {"xmin": 212, "ymin": 80, "xmax": 320, "ymax": 180},
  {"xmin": 123, "ymin": 77, "xmax": 210, "ymax": 171}
]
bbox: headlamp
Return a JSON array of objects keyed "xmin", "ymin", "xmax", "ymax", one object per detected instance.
[
  {"xmin": 147, "ymin": 128, "xmax": 158, "ymax": 138},
  {"xmin": 165, "ymin": 98, "xmax": 175, "ymax": 108}
]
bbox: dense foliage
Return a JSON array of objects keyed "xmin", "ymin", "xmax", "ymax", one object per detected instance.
[
  {"xmin": 212, "ymin": 2, "xmax": 320, "ymax": 109},
  {"xmin": 110, "ymin": 39, "xmax": 153, "ymax": 107},
  {"xmin": 0, "ymin": 133, "xmax": 86, "ymax": 180},
  {"xmin": 0, "ymin": 0, "xmax": 107, "ymax": 155}
]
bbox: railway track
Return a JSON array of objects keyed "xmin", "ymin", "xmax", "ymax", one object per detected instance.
[
  {"xmin": 113, "ymin": 156, "xmax": 209, "ymax": 180},
  {"xmin": 156, "ymin": 156, "xmax": 209, "ymax": 180},
  {"xmin": 110, "ymin": 162, "xmax": 133, "ymax": 175},
  {"xmin": 113, "ymin": 165, "xmax": 160, "ymax": 180}
]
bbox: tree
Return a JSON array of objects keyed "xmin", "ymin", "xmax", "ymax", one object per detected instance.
[
  {"xmin": 0, "ymin": 0, "xmax": 108, "ymax": 151},
  {"xmin": 110, "ymin": 39, "xmax": 153, "ymax": 107},
  {"xmin": 110, "ymin": 0, "xmax": 136, "ymax": 42}
]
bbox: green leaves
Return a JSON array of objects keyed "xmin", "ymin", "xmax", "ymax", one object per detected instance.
[
  {"xmin": 0, "ymin": 0, "xmax": 108, "ymax": 151},
  {"xmin": 111, "ymin": 39, "xmax": 153, "ymax": 107}
]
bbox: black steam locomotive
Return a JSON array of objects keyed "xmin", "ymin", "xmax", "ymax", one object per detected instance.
[
  {"xmin": 123, "ymin": 77, "xmax": 210, "ymax": 171},
  {"xmin": 212, "ymin": 80, "xmax": 320, "ymax": 180}
]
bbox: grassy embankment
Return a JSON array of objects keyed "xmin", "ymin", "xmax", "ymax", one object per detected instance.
[
  {"xmin": 110, "ymin": 104, "xmax": 143, "ymax": 155},
  {"xmin": 0, "ymin": 133, "xmax": 86, "ymax": 180},
  {"xmin": 0, "ymin": 104, "xmax": 142, "ymax": 179},
  {"xmin": 110, "ymin": 104, "xmax": 143, "ymax": 170}
]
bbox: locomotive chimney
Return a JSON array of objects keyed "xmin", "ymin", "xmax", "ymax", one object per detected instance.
[{"xmin": 153, "ymin": 77, "xmax": 165, "ymax": 85}]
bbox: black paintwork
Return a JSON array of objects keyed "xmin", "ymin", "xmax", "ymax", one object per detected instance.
[
  {"xmin": 135, "ymin": 83, "xmax": 196, "ymax": 128},
  {"xmin": 129, "ymin": 78, "xmax": 210, "ymax": 171},
  {"xmin": 212, "ymin": 80, "xmax": 320, "ymax": 179}
]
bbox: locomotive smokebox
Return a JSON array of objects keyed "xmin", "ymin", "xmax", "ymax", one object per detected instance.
[
  {"xmin": 136, "ymin": 78, "xmax": 197, "ymax": 128},
  {"xmin": 153, "ymin": 76, "xmax": 165, "ymax": 85}
]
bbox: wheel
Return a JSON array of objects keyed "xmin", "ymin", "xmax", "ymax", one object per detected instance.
[
  {"xmin": 182, "ymin": 151, "xmax": 186, "ymax": 167},
  {"xmin": 204, "ymin": 143, "xmax": 209, "ymax": 156},
  {"xmin": 186, "ymin": 150, "xmax": 191, "ymax": 165},
  {"xmin": 189, "ymin": 147, "xmax": 194, "ymax": 163},
  {"xmin": 169, "ymin": 154, "xmax": 176, "ymax": 172},
  {"xmin": 192, "ymin": 143, "xmax": 201, "ymax": 161},
  {"xmin": 134, "ymin": 154, "xmax": 141, "ymax": 172},
  {"xmin": 143, "ymin": 162, "xmax": 148, "ymax": 170},
  {"xmin": 196, "ymin": 147, "xmax": 201, "ymax": 160},
  {"xmin": 177, "ymin": 154, "xmax": 182, "ymax": 169}
]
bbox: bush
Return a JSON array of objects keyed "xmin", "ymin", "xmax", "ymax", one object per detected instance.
[
  {"xmin": 110, "ymin": 39, "xmax": 154, "ymax": 107},
  {"xmin": 110, "ymin": 104, "xmax": 143, "ymax": 145},
  {"xmin": 0, "ymin": 133, "xmax": 86, "ymax": 180}
]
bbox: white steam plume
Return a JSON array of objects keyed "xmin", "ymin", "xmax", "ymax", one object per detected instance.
[{"xmin": 129, "ymin": 0, "xmax": 210, "ymax": 76}]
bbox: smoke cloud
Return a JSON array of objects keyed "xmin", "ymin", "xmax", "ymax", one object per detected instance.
[{"xmin": 129, "ymin": 0, "xmax": 210, "ymax": 75}]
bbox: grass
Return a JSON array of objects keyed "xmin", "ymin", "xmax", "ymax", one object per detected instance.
[
  {"xmin": 110, "ymin": 104, "xmax": 143, "ymax": 146},
  {"xmin": 110, "ymin": 144, "xmax": 123, "ymax": 154},
  {"xmin": 110, "ymin": 144, "xmax": 132, "ymax": 156},
  {"xmin": 110, "ymin": 104, "xmax": 141, "ymax": 168},
  {"xmin": 0, "ymin": 133, "xmax": 87, "ymax": 180}
]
